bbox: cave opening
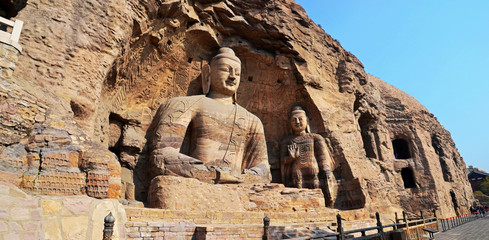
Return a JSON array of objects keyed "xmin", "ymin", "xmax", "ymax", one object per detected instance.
[
  {"xmin": 401, "ymin": 167, "xmax": 416, "ymax": 188},
  {"xmin": 354, "ymin": 95, "xmax": 380, "ymax": 160},
  {"xmin": 358, "ymin": 114, "xmax": 377, "ymax": 159},
  {"xmin": 392, "ymin": 138, "xmax": 410, "ymax": 159},
  {"xmin": 450, "ymin": 191, "xmax": 459, "ymax": 215},
  {"xmin": 108, "ymin": 112, "xmax": 124, "ymax": 156}
]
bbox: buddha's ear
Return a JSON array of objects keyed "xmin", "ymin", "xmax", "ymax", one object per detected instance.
[
  {"xmin": 306, "ymin": 118, "xmax": 311, "ymax": 133},
  {"xmin": 233, "ymin": 93, "xmax": 237, "ymax": 103},
  {"xmin": 202, "ymin": 63, "xmax": 211, "ymax": 95}
]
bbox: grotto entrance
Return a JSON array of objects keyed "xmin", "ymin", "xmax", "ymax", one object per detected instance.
[
  {"xmin": 401, "ymin": 167, "xmax": 416, "ymax": 188},
  {"xmin": 392, "ymin": 139, "xmax": 410, "ymax": 159}
]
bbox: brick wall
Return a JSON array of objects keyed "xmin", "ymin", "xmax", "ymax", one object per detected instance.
[
  {"xmin": 0, "ymin": 43, "xmax": 19, "ymax": 80},
  {"xmin": 0, "ymin": 181, "xmax": 127, "ymax": 240},
  {"xmin": 0, "ymin": 182, "xmax": 42, "ymax": 240}
]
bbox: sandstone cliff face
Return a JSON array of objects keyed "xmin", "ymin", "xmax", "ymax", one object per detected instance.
[{"xmin": 0, "ymin": 0, "xmax": 473, "ymax": 218}]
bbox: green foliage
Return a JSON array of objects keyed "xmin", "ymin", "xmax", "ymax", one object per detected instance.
[
  {"xmin": 474, "ymin": 176, "xmax": 489, "ymax": 195},
  {"xmin": 480, "ymin": 176, "xmax": 489, "ymax": 195}
]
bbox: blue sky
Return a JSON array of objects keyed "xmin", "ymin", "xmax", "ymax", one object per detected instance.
[{"xmin": 295, "ymin": 0, "xmax": 489, "ymax": 171}]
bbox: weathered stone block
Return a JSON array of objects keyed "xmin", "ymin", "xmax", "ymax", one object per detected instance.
[
  {"xmin": 6, "ymin": 52, "xmax": 19, "ymax": 63},
  {"xmin": 147, "ymin": 176, "xmax": 245, "ymax": 211},
  {"xmin": 0, "ymin": 222, "xmax": 6, "ymax": 232},
  {"xmin": 22, "ymin": 221, "xmax": 39, "ymax": 231},
  {"xmin": 61, "ymin": 216, "xmax": 88, "ymax": 240},
  {"xmin": 42, "ymin": 199, "xmax": 62, "ymax": 215},
  {"xmin": 108, "ymin": 120, "xmax": 122, "ymax": 148},
  {"xmin": 30, "ymin": 209, "xmax": 42, "ymax": 221},
  {"xmin": 21, "ymin": 232, "xmax": 37, "ymax": 240},
  {"xmin": 10, "ymin": 207, "xmax": 30, "ymax": 220},
  {"xmin": 3, "ymin": 232, "xmax": 20, "ymax": 240},
  {"xmin": 0, "ymin": 59, "xmax": 14, "ymax": 69},
  {"xmin": 8, "ymin": 221, "xmax": 22, "ymax": 231},
  {"xmin": 1, "ymin": 69, "xmax": 12, "ymax": 78},
  {"xmin": 0, "ymin": 208, "xmax": 8, "ymax": 220},
  {"xmin": 62, "ymin": 196, "xmax": 93, "ymax": 215},
  {"xmin": 121, "ymin": 125, "xmax": 146, "ymax": 151}
]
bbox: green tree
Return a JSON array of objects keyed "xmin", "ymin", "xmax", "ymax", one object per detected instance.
[{"xmin": 480, "ymin": 176, "xmax": 489, "ymax": 195}]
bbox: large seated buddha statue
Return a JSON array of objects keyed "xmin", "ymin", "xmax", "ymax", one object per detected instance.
[{"xmin": 147, "ymin": 47, "xmax": 271, "ymax": 185}]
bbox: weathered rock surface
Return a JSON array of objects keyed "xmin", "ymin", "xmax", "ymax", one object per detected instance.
[
  {"xmin": 0, "ymin": 0, "xmax": 474, "ymax": 219},
  {"xmin": 148, "ymin": 175, "xmax": 325, "ymax": 212}
]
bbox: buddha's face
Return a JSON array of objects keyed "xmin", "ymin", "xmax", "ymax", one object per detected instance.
[
  {"xmin": 290, "ymin": 112, "xmax": 308, "ymax": 134},
  {"xmin": 209, "ymin": 58, "xmax": 241, "ymax": 96}
]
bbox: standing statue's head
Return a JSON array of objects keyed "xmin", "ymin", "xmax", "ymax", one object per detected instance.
[
  {"xmin": 202, "ymin": 47, "xmax": 241, "ymax": 102},
  {"xmin": 289, "ymin": 106, "xmax": 310, "ymax": 135}
]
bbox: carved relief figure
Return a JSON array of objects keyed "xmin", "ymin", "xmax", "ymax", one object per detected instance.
[
  {"xmin": 280, "ymin": 106, "xmax": 333, "ymax": 202},
  {"xmin": 336, "ymin": 57, "xmax": 367, "ymax": 94},
  {"xmin": 148, "ymin": 47, "xmax": 271, "ymax": 183}
]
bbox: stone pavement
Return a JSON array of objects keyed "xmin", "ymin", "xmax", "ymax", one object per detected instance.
[{"xmin": 435, "ymin": 215, "xmax": 489, "ymax": 240}]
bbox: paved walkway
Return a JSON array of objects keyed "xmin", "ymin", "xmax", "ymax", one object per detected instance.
[{"xmin": 435, "ymin": 215, "xmax": 489, "ymax": 240}]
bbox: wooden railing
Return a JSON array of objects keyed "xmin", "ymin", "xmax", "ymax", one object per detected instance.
[
  {"xmin": 0, "ymin": 16, "xmax": 23, "ymax": 51},
  {"xmin": 265, "ymin": 210, "xmax": 440, "ymax": 240},
  {"xmin": 336, "ymin": 211, "xmax": 437, "ymax": 240}
]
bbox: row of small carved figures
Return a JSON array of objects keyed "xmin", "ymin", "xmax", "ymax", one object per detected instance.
[
  {"xmin": 41, "ymin": 157, "xmax": 72, "ymax": 167},
  {"xmin": 22, "ymin": 186, "xmax": 109, "ymax": 196},
  {"xmin": 6, "ymin": 158, "xmax": 109, "ymax": 169},
  {"xmin": 22, "ymin": 184, "xmax": 109, "ymax": 195},
  {"xmin": 24, "ymin": 181, "xmax": 86, "ymax": 188},
  {"xmin": 20, "ymin": 173, "xmax": 109, "ymax": 192},
  {"xmin": 86, "ymin": 178, "xmax": 109, "ymax": 184},
  {"xmin": 23, "ymin": 186, "xmax": 85, "ymax": 195},
  {"xmin": 86, "ymin": 185, "xmax": 109, "ymax": 191},
  {"xmin": 21, "ymin": 174, "xmax": 85, "ymax": 186},
  {"xmin": 22, "ymin": 174, "xmax": 108, "ymax": 185},
  {"xmin": 87, "ymin": 189, "xmax": 109, "ymax": 198}
]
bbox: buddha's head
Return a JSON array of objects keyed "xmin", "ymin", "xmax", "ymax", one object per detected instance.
[
  {"xmin": 289, "ymin": 106, "xmax": 310, "ymax": 135},
  {"xmin": 202, "ymin": 47, "xmax": 241, "ymax": 99}
]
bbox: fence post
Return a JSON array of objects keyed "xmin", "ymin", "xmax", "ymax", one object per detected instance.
[
  {"xmin": 402, "ymin": 211, "xmax": 410, "ymax": 239},
  {"xmin": 433, "ymin": 209, "xmax": 439, "ymax": 230},
  {"xmin": 393, "ymin": 212, "xmax": 398, "ymax": 230},
  {"xmin": 421, "ymin": 210, "xmax": 426, "ymax": 227},
  {"xmin": 337, "ymin": 214, "xmax": 344, "ymax": 240},
  {"xmin": 376, "ymin": 212, "xmax": 385, "ymax": 240},
  {"xmin": 103, "ymin": 212, "xmax": 115, "ymax": 240},
  {"xmin": 402, "ymin": 211, "xmax": 408, "ymax": 228},
  {"xmin": 263, "ymin": 216, "xmax": 270, "ymax": 240}
]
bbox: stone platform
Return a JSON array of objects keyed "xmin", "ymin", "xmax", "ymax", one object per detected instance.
[
  {"xmin": 125, "ymin": 207, "xmax": 338, "ymax": 225},
  {"xmin": 125, "ymin": 221, "xmax": 337, "ymax": 240},
  {"xmin": 124, "ymin": 207, "xmax": 376, "ymax": 239}
]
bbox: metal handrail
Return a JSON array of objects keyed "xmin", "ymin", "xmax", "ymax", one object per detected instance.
[{"xmin": 439, "ymin": 208, "xmax": 488, "ymax": 232}]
